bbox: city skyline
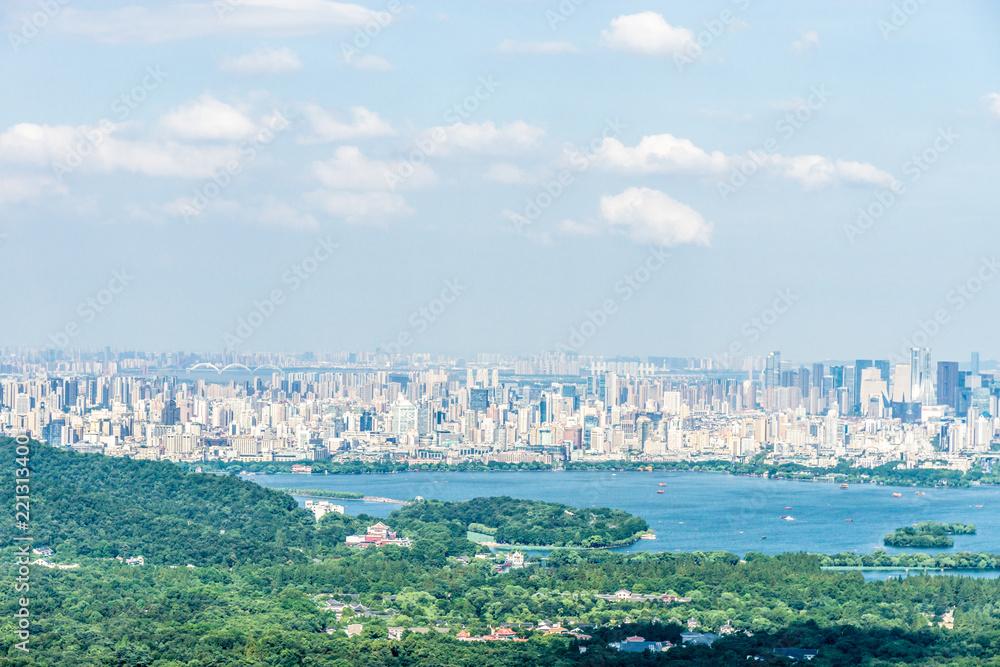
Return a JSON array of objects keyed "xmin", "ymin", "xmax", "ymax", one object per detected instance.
[{"xmin": 1, "ymin": 1, "xmax": 999, "ymax": 359}]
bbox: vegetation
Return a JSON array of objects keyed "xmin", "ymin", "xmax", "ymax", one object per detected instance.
[
  {"xmin": 390, "ymin": 497, "xmax": 649, "ymax": 548},
  {"xmin": 884, "ymin": 522, "xmax": 978, "ymax": 548},
  {"xmin": 565, "ymin": 458, "xmax": 1000, "ymax": 488},
  {"xmin": 11, "ymin": 438, "xmax": 1000, "ymax": 666},
  {"xmin": 275, "ymin": 488, "xmax": 364, "ymax": 500}
]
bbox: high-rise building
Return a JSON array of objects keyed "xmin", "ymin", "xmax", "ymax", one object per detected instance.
[
  {"xmin": 391, "ymin": 397, "xmax": 417, "ymax": 435},
  {"xmin": 910, "ymin": 348, "xmax": 935, "ymax": 405},
  {"xmin": 765, "ymin": 352, "xmax": 781, "ymax": 389},
  {"xmin": 874, "ymin": 360, "xmax": 890, "ymax": 383},
  {"xmin": 812, "ymin": 363, "xmax": 824, "ymax": 389},
  {"xmin": 854, "ymin": 360, "xmax": 873, "ymax": 410},
  {"xmin": 971, "ymin": 351, "xmax": 980, "ymax": 375},
  {"xmin": 936, "ymin": 362, "xmax": 959, "ymax": 409},
  {"xmin": 830, "ymin": 365, "xmax": 845, "ymax": 389}
]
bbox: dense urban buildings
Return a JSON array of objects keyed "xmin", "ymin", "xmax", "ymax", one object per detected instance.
[{"xmin": 1, "ymin": 348, "xmax": 995, "ymax": 473}]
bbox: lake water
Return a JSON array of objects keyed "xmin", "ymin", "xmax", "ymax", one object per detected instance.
[{"xmin": 250, "ymin": 470, "xmax": 1000, "ymax": 556}]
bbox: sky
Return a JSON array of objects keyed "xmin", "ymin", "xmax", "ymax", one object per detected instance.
[{"xmin": 0, "ymin": 0, "xmax": 998, "ymax": 364}]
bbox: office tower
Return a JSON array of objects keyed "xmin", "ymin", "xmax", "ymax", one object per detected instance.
[
  {"xmin": 874, "ymin": 360, "xmax": 890, "ymax": 383},
  {"xmin": 891, "ymin": 364, "xmax": 911, "ymax": 403},
  {"xmin": 829, "ymin": 365, "xmax": 844, "ymax": 389},
  {"xmin": 469, "ymin": 388, "xmax": 490, "ymax": 412},
  {"xmin": 797, "ymin": 368, "xmax": 810, "ymax": 398},
  {"xmin": 812, "ymin": 363, "xmax": 824, "ymax": 389},
  {"xmin": 972, "ymin": 351, "xmax": 980, "ymax": 375},
  {"xmin": 765, "ymin": 352, "xmax": 781, "ymax": 389},
  {"xmin": 391, "ymin": 397, "xmax": 416, "ymax": 435},
  {"xmin": 910, "ymin": 347, "xmax": 935, "ymax": 405},
  {"xmin": 936, "ymin": 362, "xmax": 959, "ymax": 409},
  {"xmin": 843, "ymin": 366, "xmax": 856, "ymax": 410},
  {"xmin": 359, "ymin": 409, "xmax": 375, "ymax": 432},
  {"xmin": 859, "ymin": 367, "xmax": 887, "ymax": 416},
  {"xmin": 854, "ymin": 360, "xmax": 873, "ymax": 410}
]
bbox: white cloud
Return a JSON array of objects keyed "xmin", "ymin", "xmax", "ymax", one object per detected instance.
[
  {"xmin": 346, "ymin": 54, "xmax": 394, "ymax": 71},
  {"xmin": 311, "ymin": 146, "xmax": 435, "ymax": 190},
  {"xmin": 985, "ymin": 93, "xmax": 1000, "ymax": 118},
  {"xmin": 558, "ymin": 219, "xmax": 599, "ymax": 236},
  {"xmin": 0, "ymin": 175, "xmax": 63, "ymax": 204},
  {"xmin": 254, "ymin": 196, "xmax": 320, "ymax": 229},
  {"xmin": 160, "ymin": 93, "xmax": 256, "ymax": 140},
  {"xmin": 220, "ymin": 46, "xmax": 303, "ymax": 75},
  {"xmin": 498, "ymin": 39, "xmax": 580, "ymax": 55},
  {"xmin": 594, "ymin": 133, "xmax": 895, "ymax": 190},
  {"xmin": 764, "ymin": 155, "xmax": 897, "ymax": 190},
  {"xmin": 430, "ymin": 121, "xmax": 545, "ymax": 156},
  {"xmin": 307, "ymin": 190, "xmax": 411, "ymax": 222},
  {"xmin": 483, "ymin": 163, "xmax": 530, "ymax": 184},
  {"xmin": 595, "ymin": 134, "xmax": 732, "ymax": 174},
  {"xmin": 306, "ymin": 146, "xmax": 433, "ymax": 222},
  {"xmin": 300, "ymin": 105, "xmax": 395, "ymax": 143},
  {"xmin": 599, "ymin": 187, "xmax": 712, "ymax": 246},
  {"xmin": 55, "ymin": 1, "xmax": 386, "ymax": 43},
  {"xmin": 0, "ymin": 122, "xmax": 242, "ymax": 178},
  {"xmin": 791, "ymin": 30, "xmax": 820, "ymax": 54},
  {"xmin": 601, "ymin": 12, "xmax": 695, "ymax": 56}
]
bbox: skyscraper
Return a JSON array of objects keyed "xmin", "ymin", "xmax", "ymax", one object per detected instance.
[
  {"xmin": 910, "ymin": 348, "xmax": 935, "ymax": 405},
  {"xmin": 765, "ymin": 352, "xmax": 781, "ymax": 389},
  {"xmin": 971, "ymin": 351, "xmax": 980, "ymax": 375},
  {"xmin": 854, "ymin": 360, "xmax": 873, "ymax": 411},
  {"xmin": 936, "ymin": 361, "xmax": 959, "ymax": 409},
  {"xmin": 812, "ymin": 363, "xmax": 824, "ymax": 389}
]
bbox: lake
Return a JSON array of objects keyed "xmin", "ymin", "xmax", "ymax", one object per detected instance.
[{"xmin": 249, "ymin": 470, "xmax": 1000, "ymax": 556}]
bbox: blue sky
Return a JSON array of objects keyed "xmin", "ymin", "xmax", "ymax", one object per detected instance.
[{"xmin": 1, "ymin": 0, "xmax": 998, "ymax": 363}]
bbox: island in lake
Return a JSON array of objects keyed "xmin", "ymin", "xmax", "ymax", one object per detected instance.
[
  {"xmin": 388, "ymin": 496, "xmax": 649, "ymax": 549},
  {"xmin": 884, "ymin": 521, "xmax": 977, "ymax": 548}
]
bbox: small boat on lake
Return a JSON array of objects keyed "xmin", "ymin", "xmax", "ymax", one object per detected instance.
[
  {"xmin": 657, "ymin": 490, "xmax": 664, "ymax": 494},
  {"xmin": 840, "ymin": 484, "xmax": 849, "ymax": 489},
  {"xmin": 892, "ymin": 493, "xmax": 902, "ymax": 498},
  {"xmin": 780, "ymin": 515, "xmax": 795, "ymax": 521}
]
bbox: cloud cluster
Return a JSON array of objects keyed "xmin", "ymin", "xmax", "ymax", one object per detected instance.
[
  {"xmin": 594, "ymin": 133, "xmax": 895, "ymax": 189},
  {"xmin": 220, "ymin": 47, "xmax": 303, "ymax": 75},
  {"xmin": 599, "ymin": 187, "xmax": 713, "ymax": 246},
  {"xmin": 601, "ymin": 12, "xmax": 695, "ymax": 56},
  {"xmin": 55, "ymin": 1, "xmax": 386, "ymax": 43}
]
